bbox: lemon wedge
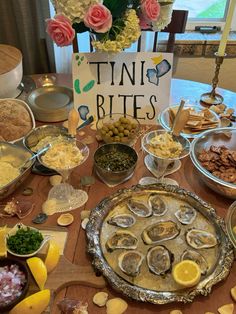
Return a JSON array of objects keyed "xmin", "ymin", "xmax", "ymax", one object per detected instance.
[
  {"xmin": 27, "ymin": 257, "xmax": 47, "ymax": 290},
  {"xmin": 231, "ymin": 284, "xmax": 236, "ymax": 302},
  {"xmin": 44, "ymin": 239, "xmax": 60, "ymax": 273},
  {"xmin": 0, "ymin": 225, "xmax": 7, "ymax": 257},
  {"xmin": 218, "ymin": 303, "xmax": 234, "ymax": 314},
  {"xmin": 172, "ymin": 260, "xmax": 201, "ymax": 287},
  {"xmin": 9, "ymin": 289, "xmax": 50, "ymax": 314}
]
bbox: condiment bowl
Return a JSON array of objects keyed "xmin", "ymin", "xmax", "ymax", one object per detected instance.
[
  {"xmin": 190, "ymin": 127, "xmax": 236, "ymax": 199},
  {"xmin": 0, "ymin": 142, "xmax": 34, "ymax": 200},
  {"xmin": 96, "ymin": 113, "xmax": 140, "ymax": 146},
  {"xmin": 142, "ymin": 130, "xmax": 190, "ymax": 178},
  {"xmin": 94, "ymin": 143, "xmax": 138, "ymax": 185},
  {"xmin": 0, "ymin": 257, "xmax": 29, "ymax": 312},
  {"xmin": 159, "ymin": 104, "xmax": 220, "ymax": 139},
  {"xmin": 6, "ymin": 223, "xmax": 50, "ymax": 258}
]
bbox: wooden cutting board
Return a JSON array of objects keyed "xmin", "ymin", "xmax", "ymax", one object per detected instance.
[{"xmin": 25, "ymin": 226, "xmax": 106, "ymax": 312}]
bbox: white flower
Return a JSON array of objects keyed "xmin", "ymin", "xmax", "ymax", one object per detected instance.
[{"xmin": 51, "ymin": 0, "xmax": 99, "ymax": 23}]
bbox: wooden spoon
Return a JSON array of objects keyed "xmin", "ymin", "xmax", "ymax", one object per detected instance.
[
  {"xmin": 172, "ymin": 100, "xmax": 190, "ymax": 136},
  {"xmin": 68, "ymin": 108, "xmax": 79, "ymax": 137}
]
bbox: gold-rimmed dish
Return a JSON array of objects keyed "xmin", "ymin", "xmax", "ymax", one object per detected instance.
[{"xmin": 86, "ymin": 184, "xmax": 234, "ymax": 304}]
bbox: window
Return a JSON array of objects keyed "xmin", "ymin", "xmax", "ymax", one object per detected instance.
[{"xmin": 174, "ymin": 0, "xmax": 236, "ymax": 31}]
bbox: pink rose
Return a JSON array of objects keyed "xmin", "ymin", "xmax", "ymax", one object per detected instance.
[
  {"xmin": 141, "ymin": 0, "xmax": 160, "ymax": 22},
  {"xmin": 84, "ymin": 4, "xmax": 112, "ymax": 33},
  {"xmin": 139, "ymin": 13, "xmax": 152, "ymax": 30},
  {"xmin": 46, "ymin": 14, "xmax": 75, "ymax": 47}
]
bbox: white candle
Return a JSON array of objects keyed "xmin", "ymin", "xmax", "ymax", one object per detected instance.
[{"xmin": 218, "ymin": 0, "xmax": 236, "ymax": 56}]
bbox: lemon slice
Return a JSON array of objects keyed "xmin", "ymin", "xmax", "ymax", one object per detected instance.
[
  {"xmin": 0, "ymin": 225, "xmax": 7, "ymax": 257},
  {"xmin": 9, "ymin": 289, "xmax": 50, "ymax": 314},
  {"xmin": 27, "ymin": 257, "xmax": 47, "ymax": 290},
  {"xmin": 172, "ymin": 260, "xmax": 201, "ymax": 287},
  {"xmin": 231, "ymin": 285, "xmax": 236, "ymax": 302},
  {"xmin": 44, "ymin": 240, "xmax": 60, "ymax": 273}
]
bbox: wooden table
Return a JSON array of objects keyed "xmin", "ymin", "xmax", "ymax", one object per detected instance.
[{"xmin": 2, "ymin": 75, "xmax": 236, "ymax": 314}]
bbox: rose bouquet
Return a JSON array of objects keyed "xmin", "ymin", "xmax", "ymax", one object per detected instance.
[{"xmin": 47, "ymin": 0, "xmax": 175, "ymax": 52}]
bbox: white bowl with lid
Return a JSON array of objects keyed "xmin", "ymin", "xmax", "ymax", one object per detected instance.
[{"xmin": 0, "ymin": 45, "xmax": 23, "ymax": 98}]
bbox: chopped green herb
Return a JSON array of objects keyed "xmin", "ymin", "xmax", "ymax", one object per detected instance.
[{"xmin": 7, "ymin": 227, "xmax": 43, "ymax": 255}]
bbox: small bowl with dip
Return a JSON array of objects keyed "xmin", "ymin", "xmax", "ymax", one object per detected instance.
[{"xmin": 142, "ymin": 130, "xmax": 190, "ymax": 179}]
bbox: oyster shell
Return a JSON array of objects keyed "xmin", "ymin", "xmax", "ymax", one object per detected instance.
[
  {"xmin": 186, "ymin": 229, "xmax": 217, "ymax": 249},
  {"xmin": 118, "ymin": 250, "xmax": 144, "ymax": 277},
  {"xmin": 147, "ymin": 245, "xmax": 173, "ymax": 275},
  {"xmin": 181, "ymin": 249, "xmax": 208, "ymax": 275},
  {"xmin": 106, "ymin": 230, "xmax": 138, "ymax": 252},
  {"xmin": 175, "ymin": 205, "xmax": 197, "ymax": 225},
  {"xmin": 107, "ymin": 214, "xmax": 136, "ymax": 228},
  {"xmin": 127, "ymin": 199, "xmax": 152, "ymax": 217},
  {"xmin": 142, "ymin": 220, "xmax": 180, "ymax": 245},
  {"xmin": 148, "ymin": 194, "xmax": 167, "ymax": 216}
]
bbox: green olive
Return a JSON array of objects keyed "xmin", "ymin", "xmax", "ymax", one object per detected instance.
[
  {"xmin": 118, "ymin": 133, "xmax": 124, "ymax": 138},
  {"xmin": 114, "ymin": 122, "xmax": 120, "ymax": 128},
  {"xmin": 118, "ymin": 126, "xmax": 124, "ymax": 132},
  {"xmin": 113, "ymin": 128, "xmax": 119, "ymax": 135},
  {"xmin": 124, "ymin": 129, "xmax": 130, "ymax": 136},
  {"xmin": 114, "ymin": 136, "xmax": 120, "ymax": 142},
  {"xmin": 131, "ymin": 123, "xmax": 137, "ymax": 129},
  {"xmin": 108, "ymin": 130, "xmax": 113, "ymax": 136}
]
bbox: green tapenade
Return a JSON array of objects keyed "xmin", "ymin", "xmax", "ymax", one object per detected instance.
[
  {"xmin": 7, "ymin": 227, "xmax": 44, "ymax": 255},
  {"xmin": 96, "ymin": 151, "xmax": 136, "ymax": 172}
]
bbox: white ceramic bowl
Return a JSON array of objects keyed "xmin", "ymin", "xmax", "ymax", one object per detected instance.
[
  {"xmin": 6, "ymin": 223, "xmax": 50, "ymax": 258},
  {"xmin": 0, "ymin": 45, "xmax": 23, "ymax": 98},
  {"xmin": 158, "ymin": 104, "xmax": 220, "ymax": 139}
]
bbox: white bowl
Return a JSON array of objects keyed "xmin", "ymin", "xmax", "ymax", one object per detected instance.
[
  {"xmin": 158, "ymin": 104, "xmax": 220, "ymax": 139},
  {"xmin": 0, "ymin": 45, "xmax": 23, "ymax": 98},
  {"xmin": 6, "ymin": 223, "xmax": 50, "ymax": 258}
]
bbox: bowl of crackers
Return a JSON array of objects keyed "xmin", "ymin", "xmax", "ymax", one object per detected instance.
[
  {"xmin": 159, "ymin": 104, "xmax": 220, "ymax": 139},
  {"xmin": 190, "ymin": 127, "xmax": 236, "ymax": 199}
]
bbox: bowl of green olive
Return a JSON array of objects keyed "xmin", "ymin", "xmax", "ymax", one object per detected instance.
[
  {"xmin": 94, "ymin": 143, "xmax": 138, "ymax": 185},
  {"xmin": 96, "ymin": 113, "xmax": 140, "ymax": 146}
]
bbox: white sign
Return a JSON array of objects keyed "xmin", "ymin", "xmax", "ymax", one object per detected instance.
[{"xmin": 72, "ymin": 52, "xmax": 173, "ymax": 124}]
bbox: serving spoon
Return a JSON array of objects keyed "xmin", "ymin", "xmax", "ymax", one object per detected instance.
[{"xmin": 20, "ymin": 144, "xmax": 51, "ymax": 170}]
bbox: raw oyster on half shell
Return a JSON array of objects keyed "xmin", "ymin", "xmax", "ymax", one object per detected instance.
[
  {"xmin": 142, "ymin": 220, "xmax": 180, "ymax": 245},
  {"xmin": 175, "ymin": 205, "xmax": 197, "ymax": 225},
  {"xmin": 127, "ymin": 198, "xmax": 152, "ymax": 217},
  {"xmin": 148, "ymin": 194, "xmax": 167, "ymax": 216},
  {"xmin": 181, "ymin": 249, "xmax": 208, "ymax": 275},
  {"xmin": 106, "ymin": 230, "xmax": 138, "ymax": 252},
  {"xmin": 147, "ymin": 245, "xmax": 173, "ymax": 275},
  {"xmin": 107, "ymin": 214, "xmax": 136, "ymax": 228},
  {"xmin": 118, "ymin": 250, "xmax": 144, "ymax": 277},
  {"xmin": 186, "ymin": 228, "xmax": 217, "ymax": 249}
]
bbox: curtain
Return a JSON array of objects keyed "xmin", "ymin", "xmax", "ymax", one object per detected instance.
[{"xmin": 0, "ymin": 0, "xmax": 55, "ymax": 74}]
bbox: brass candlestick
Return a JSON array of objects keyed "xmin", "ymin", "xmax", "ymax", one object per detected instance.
[{"xmin": 200, "ymin": 52, "xmax": 226, "ymax": 106}]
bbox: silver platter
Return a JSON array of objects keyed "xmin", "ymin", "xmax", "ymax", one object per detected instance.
[
  {"xmin": 86, "ymin": 184, "xmax": 234, "ymax": 304},
  {"xmin": 27, "ymin": 86, "xmax": 73, "ymax": 122}
]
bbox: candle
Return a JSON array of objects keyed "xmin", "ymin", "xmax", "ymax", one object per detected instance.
[{"xmin": 218, "ymin": 0, "xmax": 236, "ymax": 56}]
